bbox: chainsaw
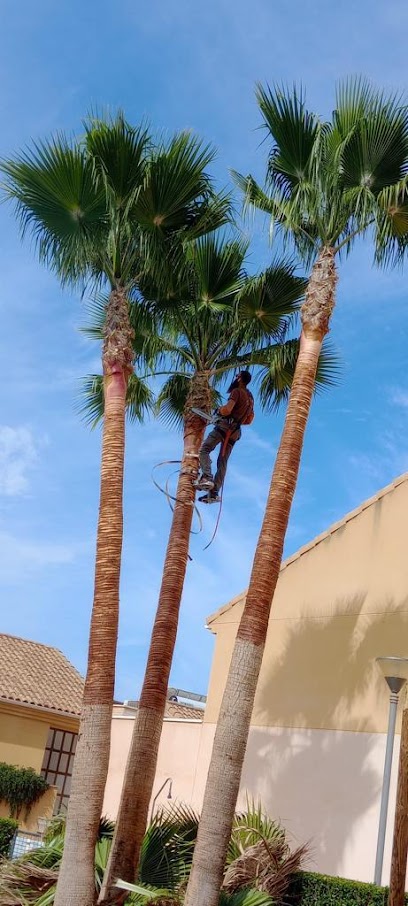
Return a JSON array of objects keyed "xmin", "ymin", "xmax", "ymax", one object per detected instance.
[{"xmin": 190, "ymin": 407, "xmax": 222, "ymax": 425}]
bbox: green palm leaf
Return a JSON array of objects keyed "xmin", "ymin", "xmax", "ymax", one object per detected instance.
[
  {"xmin": 139, "ymin": 803, "xmax": 198, "ymax": 890},
  {"xmin": 1, "ymin": 139, "xmax": 106, "ymax": 283},
  {"xmin": 219, "ymin": 889, "xmax": 274, "ymax": 906},
  {"xmin": 155, "ymin": 373, "xmax": 192, "ymax": 429},
  {"xmin": 236, "ymin": 259, "xmax": 306, "ymax": 339},
  {"xmin": 227, "ymin": 799, "xmax": 285, "ymax": 866},
  {"xmin": 185, "ymin": 234, "xmax": 247, "ymax": 309},
  {"xmin": 235, "ymin": 78, "xmax": 408, "ymax": 265},
  {"xmin": 255, "ymin": 337, "xmax": 341, "ymax": 412},
  {"xmin": 340, "ymin": 102, "xmax": 408, "ymax": 195},
  {"xmin": 255, "ymin": 83, "xmax": 319, "ymax": 196},
  {"xmin": 79, "ymin": 373, "xmax": 154, "ymax": 427},
  {"xmin": 85, "ymin": 113, "xmax": 151, "ymax": 205},
  {"xmin": 133, "ymin": 132, "xmax": 216, "ymax": 231},
  {"xmin": 115, "ymin": 879, "xmax": 177, "ymax": 901}
]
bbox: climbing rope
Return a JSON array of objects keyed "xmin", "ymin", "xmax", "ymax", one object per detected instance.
[
  {"xmin": 151, "ymin": 461, "xmax": 203, "ymax": 535},
  {"xmin": 203, "ymin": 480, "xmax": 224, "ymax": 551},
  {"xmin": 151, "ymin": 459, "xmax": 224, "ymax": 549}
]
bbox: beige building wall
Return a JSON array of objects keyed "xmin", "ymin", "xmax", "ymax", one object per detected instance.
[
  {"xmin": 205, "ymin": 475, "xmax": 408, "ymax": 733},
  {"xmin": 0, "ymin": 702, "xmax": 79, "ymax": 830},
  {"xmin": 103, "ymin": 714, "xmax": 203, "ymax": 819},
  {"xmin": 191, "ymin": 474, "xmax": 408, "ymax": 886},
  {"xmin": 191, "ymin": 722, "xmax": 399, "ymax": 885},
  {"xmin": 0, "ymin": 703, "xmax": 79, "ymax": 772},
  {"xmin": 0, "ymin": 709, "xmax": 49, "ymax": 772}
]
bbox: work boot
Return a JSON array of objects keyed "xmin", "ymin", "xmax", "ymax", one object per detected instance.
[
  {"xmin": 194, "ymin": 475, "xmax": 214, "ymax": 491},
  {"xmin": 199, "ymin": 490, "xmax": 221, "ymax": 504}
]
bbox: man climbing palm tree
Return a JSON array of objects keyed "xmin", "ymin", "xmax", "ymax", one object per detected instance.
[{"xmin": 195, "ymin": 369, "xmax": 254, "ymax": 503}]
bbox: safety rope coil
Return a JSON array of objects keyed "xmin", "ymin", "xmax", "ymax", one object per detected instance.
[{"xmin": 151, "ymin": 460, "xmax": 223, "ymax": 549}]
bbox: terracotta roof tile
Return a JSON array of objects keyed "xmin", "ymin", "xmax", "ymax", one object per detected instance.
[
  {"xmin": 0, "ymin": 634, "xmax": 84, "ymax": 717},
  {"xmin": 119, "ymin": 700, "xmax": 204, "ymax": 721},
  {"xmin": 164, "ymin": 701, "xmax": 204, "ymax": 720}
]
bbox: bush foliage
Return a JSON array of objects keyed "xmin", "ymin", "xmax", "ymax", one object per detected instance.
[
  {"xmin": 0, "ymin": 763, "xmax": 49, "ymax": 818},
  {"xmin": 0, "ymin": 818, "xmax": 17, "ymax": 858},
  {"xmin": 288, "ymin": 871, "xmax": 408, "ymax": 906}
]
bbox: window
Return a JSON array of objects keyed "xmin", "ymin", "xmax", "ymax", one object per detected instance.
[{"xmin": 41, "ymin": 728, "xmax": 78, "ymax": 814}]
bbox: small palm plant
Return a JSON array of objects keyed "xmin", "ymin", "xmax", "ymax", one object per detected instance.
[{"xmin": 0, "ymin": 804, "xmax": 304, "ymax": 906}]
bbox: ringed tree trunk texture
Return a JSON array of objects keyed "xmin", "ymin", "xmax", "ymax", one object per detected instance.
[
  {"xmin": 184, "ymin": 247, "xmax": 337, "ymax": 906},
  {"xmin": 389, "ymin": 700, "xmax": 408, "ymax": 906},
  {"xmin": 98, "ymin": 372, "xmax": 210, "ymax": 906},
  {"xmin": 54, "ymin": 288, "xmax": 134, "ymax": 906}
]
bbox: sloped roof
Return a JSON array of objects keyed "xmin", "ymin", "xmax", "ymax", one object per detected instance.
[
  {"xmin": 207, "ymin": 471, "xmax": 408, "ymax": 626},
  {"xmin": 0, "ymin": 634, "xmax": 84, "ymax": 717},
  {"xmin": 118, "ymin": 700, "xmax": 204, "ymax": 721},
  {"xmin": 165, "ymin": 701, "xmax": 204, "ymax": 720}
]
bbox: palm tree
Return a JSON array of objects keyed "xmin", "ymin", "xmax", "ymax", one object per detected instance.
[
  {"xmin": 183, "ymin": 79, "xmax": 408, "ymax": 906},
  {"xmin": 0, "ymin": 116, "xmax": 229, "ymax": 906},
  {"xmin": 374, "ymin": 165, "xmax": 408, "ymax": 906},
  {"xmin": 80, "ymin": 235, "xmax": 337, "ymax": 905}
]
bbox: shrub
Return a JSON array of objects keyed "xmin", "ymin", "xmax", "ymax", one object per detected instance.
[
  {"xmin": 0, "ymin": 818, "xmax": 17, "ymax": 858},
  {"xmin": 287, "ymin": 870, "xmax": 408, "ymax": 906},
  {"xmin": 0, "ymin": 763, "xmax": 49, "ymax": 818}
]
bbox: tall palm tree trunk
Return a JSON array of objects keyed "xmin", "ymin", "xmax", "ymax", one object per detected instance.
[
  {"xmin": 184, "ymin": 247, "xmax": 337, "ymax": 906},
  {"xmin": 389, "ymin": 701, "xmax": 408, "ymax": 906},
  {"xmin": 99, "ymin": 373, "xmax": 210, "ymax": 906},
  {"xmin": 54, "ymin": 288, "xmax": 134, "ymax": 906}
]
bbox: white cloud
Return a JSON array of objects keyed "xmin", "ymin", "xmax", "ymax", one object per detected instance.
[
  {"xmin": 245, "ymin": 428, "xmax": 276, "ymax": 455},
  {"xmin": 0, "ymin": 426, "xmax": 41, "ymax": 496},
  {"xmin": 390, "ymin": 388, "xmax": 408, "ymax": 409},
  {"xmin": 0, "ymin": 531, "xmax": 78, "ymax": 583}
]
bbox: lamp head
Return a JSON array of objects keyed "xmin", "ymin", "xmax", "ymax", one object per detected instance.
[{"xmin": 376, "ymin": 657, "xmax": 408, "ymax": 694}]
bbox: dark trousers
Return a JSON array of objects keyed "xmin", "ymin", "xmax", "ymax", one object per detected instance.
[{"xmin": 199, "ymin": 425, "xmax": 241, "ymax": 492}]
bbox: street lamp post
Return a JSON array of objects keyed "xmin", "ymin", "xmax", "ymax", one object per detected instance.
[
  {"xmin": 150, "ymin": 777, "xmax": 173, "ymax": 823},
  {"xmin": 374, "ymin": 657, "xmax": 408, "ymax": 887}
]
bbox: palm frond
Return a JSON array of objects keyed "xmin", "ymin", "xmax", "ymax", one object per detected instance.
[
  {"xmin": 133, "ymin": 132, "xmax": 216, "ymax": 231},
  {"xmin": 186, "ymin": 234, "xmax": 247, "ymax": 309},
  {"xmin": 182, "ymin": 190, "xmax": 232, "ymax": 241},
  {"xmin": 84, "ymin": 113, "xmax": 151, "ymax": 205},
  {"xmin": 236, "ymin": 260, "xmax": 305, "ymax": 340},
  {"xmin": 333, "ymin": 76, "xmax": 380, "ymax": 138},
  {"xmin": 80, "ymin": 292, "xmax": 108, "ymax": 339},
  {"xmin": 227, "ymin": 799, "xmax": 285, "ymax": 866},
  {"xmin": 256, "ymin": 337, "xmax": 341, "ymax": 413},
  {"xmin": 78, "ymin": 374, "xmax": 104, "ymax": 427},
  {"xmin": 115, "ymin": 879, "xmax": 179, "ymax": 903},
  {"xmin": 230, "ymin": 173, "xmax": 275, "ymax": 218},
  {"xmin": 139, "ymin": 803, "xmax": 199, "ymax": 891},
  {"xmin": 340, "ymin": 100, "xmax": 408, "ymax": 196},
  {"xmin": 155, "ymin": 373, "xmax": 192, "ymax": 430},
  {"xmin": 314, "ymin": 338, "xmax": 342, "ymax": 394},
  {"xmin": 255, "ymin": 83, "xmax": 319, "ymax": 196},
  {"xmin": 219, "ymin": 889, "xmax": 275, "ymax": 906},
  {"xmin": 1, "ymin": 138, "xmax": 107, "ymax": 284},
  {"xmin": 78, "ymin": 373, "xmax": 154, "ymax": 427},
  {"xmin": 234, "ymin": 78, "xmax": 408, "ymax": 266}
]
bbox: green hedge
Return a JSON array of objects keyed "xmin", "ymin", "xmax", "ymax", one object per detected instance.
[
  {"xmin": 0, "ymin": 817, "xmax": 18, "ymax": 858},
  {"xmin": 287, "ymin": 870, "xmax": 408, "ymax": 906}
]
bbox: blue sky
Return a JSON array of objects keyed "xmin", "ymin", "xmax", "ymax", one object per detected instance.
[{"xmin": 1, "ymin": 0, "xmax": 408, "ymax": 699}]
